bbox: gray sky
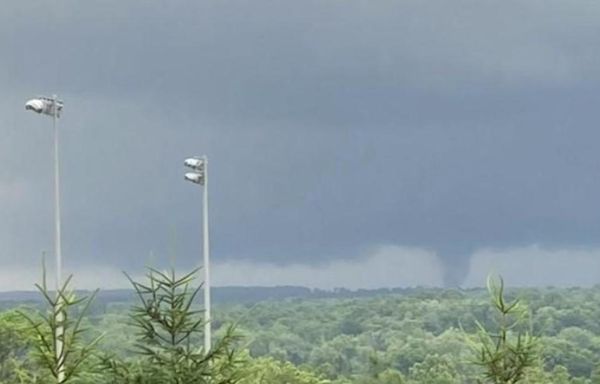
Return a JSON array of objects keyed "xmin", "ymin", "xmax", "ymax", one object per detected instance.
[{"xmin": 2, "ymin": 1, "xmax": 600, "ymax": 289}]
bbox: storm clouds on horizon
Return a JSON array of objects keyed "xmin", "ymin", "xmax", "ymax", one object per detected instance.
[{"xmin": 2, "ymin": 1, "xmax": 600, "ymax": 289}]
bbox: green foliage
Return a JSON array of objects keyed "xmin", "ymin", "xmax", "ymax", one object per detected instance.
[
  {"xmin": 4, "ymin": 275, "xmax": 600, "ymax": 383},
  {"xmin": 407, "ymin": 354, "xmax": 461, "ymax": 384},
  {"xmin": 18, "ymin": 267, "xmax": 102, "ymax": 383},
  {"xmin": 0, "ymin": 310, "xmax": 36, "ymax": 383},
  {"xmin": 468, "ymin": 276, "xmax": 538, "ymax": 384},
  {"xmin": 102, "ymin": 267, "xmax": 243, "ymax": 383},
  {"xmin": 238, "ymin": 355, "xmax": 327, "ymax": 384}
]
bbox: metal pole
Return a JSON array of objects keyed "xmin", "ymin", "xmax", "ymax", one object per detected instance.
[
  {"xmin": 53, "ymin": 95, "xmax": 65, "ymax": 383},
  {"xmin": 202, "ymin": 155, "xmax": 211, "ymax": 354}
]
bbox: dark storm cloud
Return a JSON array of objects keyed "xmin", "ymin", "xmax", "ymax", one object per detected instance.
[{"xmin": 2, "ymin": 1, "xmax": 600, "ymax": 286}]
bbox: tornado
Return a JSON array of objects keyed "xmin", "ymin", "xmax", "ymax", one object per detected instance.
[{"xmin": 437, "ymin": 244, "xmax": 473, "ymax": 288}]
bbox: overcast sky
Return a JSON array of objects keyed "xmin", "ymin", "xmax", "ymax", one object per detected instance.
[{"xmin": 2, "ymin": 1, "xmax": 600, "ymax": 290}]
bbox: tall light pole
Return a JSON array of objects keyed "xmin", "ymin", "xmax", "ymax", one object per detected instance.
[
  {"xmin": 184, "ymin": 155, "xmax": 211, "ymax": 354},
  {"xmin": 25, "ymin": 95, "xmax": 65, "ymax": 383}
]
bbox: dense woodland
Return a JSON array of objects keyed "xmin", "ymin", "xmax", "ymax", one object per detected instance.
[{"xmin": 1, "ymin": 270, "xmax": 600, "ymax": 383}]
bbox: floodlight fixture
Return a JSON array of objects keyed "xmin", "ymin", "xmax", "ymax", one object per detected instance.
[
  {"xmin": 185, "ymin": 172, "xmax": 204, "ymax": 185},
  {"xmin": 184, "ymin": 157, "xmax": 205, "ymax": 170},
  {"xmin": 25, "ymin": 96, "xmax": 64, "ymax": 117}
]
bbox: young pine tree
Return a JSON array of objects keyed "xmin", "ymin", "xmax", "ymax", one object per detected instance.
[
  {"xmin": 103, "ymin": 267, "xmax": 242, "ymax": 384},
  {"xmin": 18, "ymin": 265, "xmax": 102, "ymax": 384},
  {"xmin": 467, "ymin": 276, "xmax": 538, "ymax": 384}
]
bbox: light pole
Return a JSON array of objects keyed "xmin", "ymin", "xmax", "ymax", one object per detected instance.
[
  {"xmin": 184, "ymin": 155, "xmax": 211, "ymax": 354},
  {"xmin": 25, "ymin": 95, "xmax": 65, "ymax": 383}
]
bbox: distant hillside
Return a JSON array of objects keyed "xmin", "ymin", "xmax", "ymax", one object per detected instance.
[
  {"xmin": 0, "ymin": 285, "xmax": 432, "ymax": 309},
  {"xmin": 0, "ymin": 286, "xmax": 309, "ymax": 305}
]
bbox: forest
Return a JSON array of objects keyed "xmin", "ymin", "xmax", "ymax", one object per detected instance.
[{"xmin": 1, "ymin": 269, "xmax": 600, "ymax": 383}]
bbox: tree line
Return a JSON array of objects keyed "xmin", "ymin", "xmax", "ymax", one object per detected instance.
[{"xmin": 2, "ymin": 268, "xmax": 600, "ymax": 383}]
